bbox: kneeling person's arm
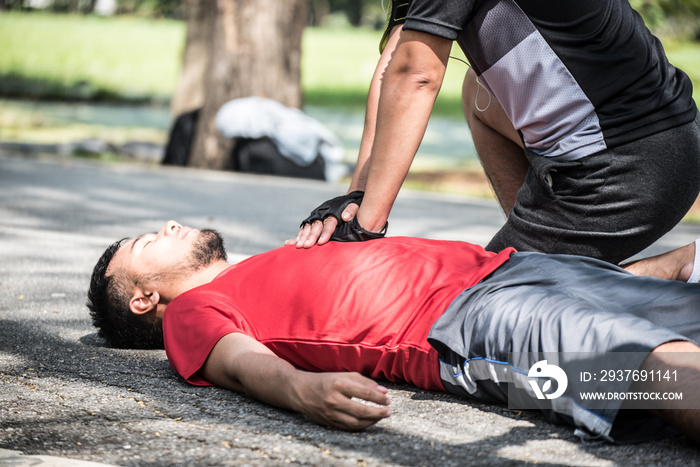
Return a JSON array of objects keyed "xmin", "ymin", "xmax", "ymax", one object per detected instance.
[{"xmin": 200, "ymin": 333, "xmax": 392, "ymax": 431}]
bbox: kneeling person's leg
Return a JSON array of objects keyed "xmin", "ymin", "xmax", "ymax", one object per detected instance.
[
  {"xmin": 486, "ymin": 115, "xmax": 700, "ymax": 264},
  {"xmin": 462, "ymin": 69, "xmax": 530, "ymax": 215}
]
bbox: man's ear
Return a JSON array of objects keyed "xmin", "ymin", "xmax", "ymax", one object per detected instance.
[{"xmin": 129, "ymin": 288, "xmax": 161, "ymax": 316}]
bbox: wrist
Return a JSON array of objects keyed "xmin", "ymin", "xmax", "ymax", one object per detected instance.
[
  {"xmin": 285, "ymin": 369, "xmax": 311, "ymax": 414},
  {"xmin": 356, "ymin": 210, "xmax": 387, "ymax": 233},
  {"xmin": 347, "ymin": 184, "xmax": 365, "ymax": 194}
]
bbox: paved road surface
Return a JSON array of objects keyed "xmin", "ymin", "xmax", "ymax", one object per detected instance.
[{"xmin": 1, "ymin": 152, "xmax": 699, "ymax": 466}]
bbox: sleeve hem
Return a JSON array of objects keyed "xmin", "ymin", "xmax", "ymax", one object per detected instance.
[{"xmin": 403, "ymin": 18, "xmax": 460, "ymax": 40}]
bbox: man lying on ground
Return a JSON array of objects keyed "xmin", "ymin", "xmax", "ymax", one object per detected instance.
[{"xmin": 87, "ymin": 221, "xmax": 700, "ymax": 444}]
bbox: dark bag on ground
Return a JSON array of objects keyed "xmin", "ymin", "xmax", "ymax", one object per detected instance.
[
  {"xmin": 162, "ymin": 108, "xmax": 200, "ymax": 166},
  {"xmin": 230, "ymin": 137, "xmax": 326, "ymax": 181},
  {"xmin": 163, "ymin": 109, "xmax": 326, "ymax": 180}
]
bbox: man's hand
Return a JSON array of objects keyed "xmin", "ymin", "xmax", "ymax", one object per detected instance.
[
  {"xmin": 285, "ymin": 192, "xmax": 362, "ymax": 248},
  {"xmin": 291, "ymin": 371, "xmax": 391, "ymax": 431}
]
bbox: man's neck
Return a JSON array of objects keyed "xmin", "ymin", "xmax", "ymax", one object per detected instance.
[{"xmin": 163, "ymin": 259, "xmax": 232, "ymax": 305}]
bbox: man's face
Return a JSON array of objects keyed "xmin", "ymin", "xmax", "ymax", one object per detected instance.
[{"xmin": 109, "ymin": 220, "xmax": 226, "ymax": 285}]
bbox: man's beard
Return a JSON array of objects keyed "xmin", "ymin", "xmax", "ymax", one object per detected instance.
[
  {"xmin": 134, "ymin": 229, "xmax": 227, "ymax": 289},
  {"xmin": 189, "ymin": 229, "xmax": 227, "ymax": 269}
]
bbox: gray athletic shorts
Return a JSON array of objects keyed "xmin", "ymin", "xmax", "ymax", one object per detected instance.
[
  {"xmin": 487, "ymin": 113, "xmax": 700, "ymax": 264},
  {"xmin": 429, "ymin": 252, "xmax": 700, "ymax": 443}
]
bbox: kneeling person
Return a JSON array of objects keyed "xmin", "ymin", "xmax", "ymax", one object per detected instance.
[{"xmin": 87, "ymin": 221, "xmax": 700, "ymax": 443}]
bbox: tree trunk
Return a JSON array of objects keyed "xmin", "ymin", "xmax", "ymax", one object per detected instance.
[
  {"xmin": 170, "ymin": 0, "xmax": 215, "ymax": 117},
  {"xmin": 309, "ymin": 0, "xmax": 331, "ymax": 26},
  {"xmin": 187, "ymin": 0, "xmax": 307, "ymax": 170}
]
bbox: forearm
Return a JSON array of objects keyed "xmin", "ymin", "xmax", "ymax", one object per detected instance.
[
  {"xmin": 358, "ymin": 30, "xmax": 450, "ymax": 231},
  {"xmin": 201, "ymin": 335, "xmax": 305, "ymax": 413},
  {"xmin": 229, "ymin": 352, "xmax": 310, "ymax": 413},
  {"xmin": 350, "ymin": 26, "xmax": 403, "ymax": 193}
]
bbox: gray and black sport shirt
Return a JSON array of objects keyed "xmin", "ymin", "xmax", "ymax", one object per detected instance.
[{"xmin": 382, "ymin": 0, "xmax": 697, "ymax": 160}]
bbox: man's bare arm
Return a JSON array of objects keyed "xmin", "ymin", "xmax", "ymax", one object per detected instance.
[
  {"xmin": 357, "ymin": 29, "xmax": 452, "ymax": 232},
  {"xmin": 200, "ymin": 333, "xmax": 392, "ymax": 431},
  {"xmin": 287, "ymin": 25, "xmax": 403, "ymax": 249},
  {"xmin": 289, "ymin": 29, "xmax": 452, "ymax": 247}
]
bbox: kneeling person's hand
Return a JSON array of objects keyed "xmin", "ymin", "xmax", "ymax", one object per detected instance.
[{"xmin": 287, "ymin": 191, "xmax": 386, "ymax": 248}]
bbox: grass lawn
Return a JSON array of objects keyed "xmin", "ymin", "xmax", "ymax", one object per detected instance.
[
  {"xmin": 1, "ymin": 12, "xmax": 698, "ymax": 111},
  {"xmin": 0, "ymin": 12, "xmax": 184, "ymax": 102},
  {"xmin": 302, "ymin": 26, "xmax": 469, "ymax": 115},
  {"xmin": 0, "ymin": 13, "xmax": 491, "ymax": 116},
  {"xmin": 665, "ymin": 41, "xmax": 700, "ymax": 98},
  {"xmin": 1, "ymin": 12, "xmax": 697, "ymax": 113},
  {"xmin": 0, "ymin": 11, "xmax": 697, "ymax": 124}
]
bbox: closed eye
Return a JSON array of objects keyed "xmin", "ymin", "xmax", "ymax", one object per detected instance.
[{"xmin": 132, "ymin": 236, "xmax": 153, "ymax": 253}]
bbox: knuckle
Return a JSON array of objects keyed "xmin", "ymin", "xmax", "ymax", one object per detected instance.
[
  {"xmin": 322, "ymin": 394, "xmax": 339, "ymax": 408},
  {"xmin": 332, "ymin": 378, "xmax": 349, "ymax": 392},
  {"xmin": 354, "ymin": 404, "xmax": 371, "ymax": 417},
  {"xmin": 347, "ymin": 419, "xmax": 366, "ymax": 431}
]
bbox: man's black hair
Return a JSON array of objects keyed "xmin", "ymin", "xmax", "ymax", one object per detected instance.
[{"xmin": 87, "ymin": 239, "xmax": 165, "ymax": 349}]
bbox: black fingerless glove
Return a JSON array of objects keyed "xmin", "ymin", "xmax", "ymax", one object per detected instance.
[
  {"xmin": 330, "ymin": 216, "xmax": 387, "ymax": 242},
  {"xmin": 301, "ymin": 191, "xmax": 366, "ymax": 226},
  {"xmin": 301, "ymin": 191, "xmax": 388, "ymax": 242}
]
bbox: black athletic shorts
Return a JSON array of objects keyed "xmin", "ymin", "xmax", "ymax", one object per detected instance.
[{"xmin": 486, "ymin": 112, "xmax": 700, "ymax": 264}]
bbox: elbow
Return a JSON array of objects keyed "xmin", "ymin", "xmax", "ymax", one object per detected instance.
[
  {"xmin": 387, "ymin": 63, "xmax": 444, "ymax": 95},
  {"xmin": 385, "ymin": 49, "xmax": 445, "ymax": 95},
  {"xmin": 406, "ymin": 67, "xmax": 443, "ymax": 93},
  {"xmin": 382, "ymin": 29, "xmax": 450, "ymax": 95}
]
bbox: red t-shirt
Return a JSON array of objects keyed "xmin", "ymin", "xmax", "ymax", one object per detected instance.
[{"xmin": 164, "ymin": 237, "xmax": 514, "ymax": 391}]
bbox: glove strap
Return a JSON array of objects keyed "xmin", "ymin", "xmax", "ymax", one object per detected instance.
[{"xmin": 330, "ymin": 217, "xmax": 388, "ymax": 242}]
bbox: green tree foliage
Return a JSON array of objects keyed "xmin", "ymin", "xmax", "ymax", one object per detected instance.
[
  {"xmin": 630, "ymin": 0, "xmax": 700, "ymax": 39},
  {"xmin": 310, "ymin": 0, "xmax": 385, "ymax": 28},
  {"xmin": 0, "ymin": 0, "xmax": 182, "ymax": 17}
]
